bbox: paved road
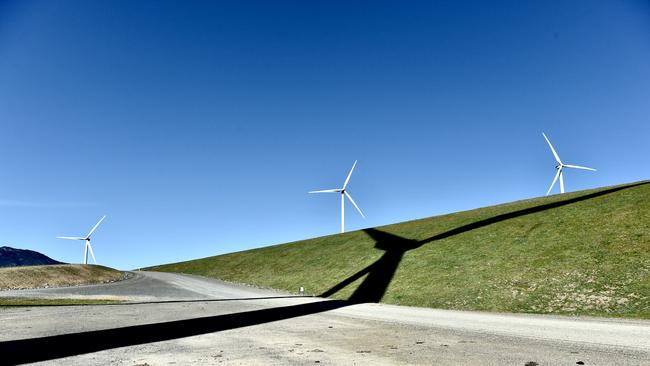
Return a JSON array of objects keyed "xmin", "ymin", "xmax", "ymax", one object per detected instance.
[{"xmin": 1, "ymin": 271, "xmax": 649, "ymax": 365}]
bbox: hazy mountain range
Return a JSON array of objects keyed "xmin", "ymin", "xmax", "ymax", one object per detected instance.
[{"xmin": 0, "ymin": 246, "xmax": 63, "ymax": 268}]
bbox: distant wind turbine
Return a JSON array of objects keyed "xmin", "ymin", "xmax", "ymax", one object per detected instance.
[
  {"xmin": 542, "ymin": 133, "xmax": 596, "ymax": 195},
  {"xmin": 309, "ymin": 160, "xmax": 365, "ymax": 233},
  {"xmin": 57, "ymin": 215, "xmax": 106, "ymax": 264}
]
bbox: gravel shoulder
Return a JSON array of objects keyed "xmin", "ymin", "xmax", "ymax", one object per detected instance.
[{"xmin": 1, "ymin": 271, "xmax": 649, "ymax": 365}]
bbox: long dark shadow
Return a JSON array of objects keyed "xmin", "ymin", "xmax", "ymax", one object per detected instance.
[
  {"xmin": 2, "ymin": 182, "xmax": 646, "ymax": 364},
  {"xmin": 321, "ymin": 182, "xmax": 650, "ymax": 302},
  {"xmin": 0, "ymin": 296, "xmax": 309, "ymax": 308},
  {"xmin": 416, "ymin": 181, "xmax": 649, "ymax": 246},
  {"xmin": 320, "ymin": 229, "xmax": 419, "ymax": 303},
  {"xmin": 0, "ymin": 300, "xmax": 349, "ymax": 365}
]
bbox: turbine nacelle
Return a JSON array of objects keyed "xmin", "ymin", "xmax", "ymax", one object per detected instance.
[
  {"xmin": 56, "ymin": 215, "xmax": 106, "ymax": 265},
  {"xmin": 309, "ymin": 160, "xmax": 365, "ymax": 233},
  {"xmin": 542, "ymin": 133, "xmax": 596, "ymax": 196}
]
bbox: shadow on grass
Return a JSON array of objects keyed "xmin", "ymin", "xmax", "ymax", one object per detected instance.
[
  {"xmin": 321, "ymin": 181, "xmax": 650, "ymax": 303},
  {"xmin": 1, "ymin": 181, "xmax": 646, "ymax": 365}
]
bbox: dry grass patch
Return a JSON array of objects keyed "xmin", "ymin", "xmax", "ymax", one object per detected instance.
[
  {"xmin": 0, "ymin": 264, "xmax": 126, "ymax": 290},
  {"xmin": 0, "ymin": 298, "xmax": 124, "ymax": 308}
]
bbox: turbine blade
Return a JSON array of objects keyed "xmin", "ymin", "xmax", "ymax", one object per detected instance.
[
  {"xmin": 344, "ymin": 191, "xmax": 365, "ymax": 219},
  {"xmin": 56, "ymin": 236, "xmax": 85, "ymax": 240},
  {"xmin": 86, "ymin": 215, "xmax": 106, "ymax": 238},
  {"xmin": 342, "ymin": 160, "xmax": 357, "ymax": 189},
  {"xmin": 542, "ymin": 133, "xmax": 562, "ymax": 164},
  {"xmin": 308, "ymin": 189, "xmax": 341, "ymax": 194},
  {"xmin": 546, "ymin": 169, "xmax": 561, "ymax": 196},
  {"xmin": 563, "ymin": 164, "xmax": 597, "ymax": 171},
  {"xmin": 87, "ymin": 243, "xmax": 97, "ymax": 264}
]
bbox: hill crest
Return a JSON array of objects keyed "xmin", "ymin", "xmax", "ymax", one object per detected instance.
[{"xmin": 149, "ymin": 181, "xmax": 650, "ymax": 319}]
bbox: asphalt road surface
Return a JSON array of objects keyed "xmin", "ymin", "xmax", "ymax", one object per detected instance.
[{"xmin": 1, "ymin": 271, "xmax": 649, "ymax": 365}]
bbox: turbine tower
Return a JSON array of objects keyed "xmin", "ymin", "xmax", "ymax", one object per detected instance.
[
  {"xmin": 309, "ymin": 160, "xmax": 365, "ymax": 233},
  {"xmin": 542, "ymin": 133, "xmax": 596, "ymax": 195},
  {"xmin": 57, "ymin": 215, "xmax": 106, "ymax": 264}
]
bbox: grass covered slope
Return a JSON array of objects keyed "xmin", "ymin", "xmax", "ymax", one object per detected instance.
[
  {"xmin": 149, "ymin": 181, "xmax": 650, "ymax": 318},
  {"xmin": 0, "ymin": 264, "xmax": 126, "ymax": 290}
]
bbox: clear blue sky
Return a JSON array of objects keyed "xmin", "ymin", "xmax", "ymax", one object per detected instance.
[{"xmin": 1, "ymin": 1, "xmax": 649, "ymax": 270}]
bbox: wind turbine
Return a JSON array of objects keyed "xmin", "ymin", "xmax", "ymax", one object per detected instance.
[
  {"xmin": 57, "ymin": 215, "xmax": 106, "ymax": 264},
  {"xmin": 309, "ymin": 160, "xmax": 365, "ymax": 233},
  {"xmin": 542, "ymin": 133, "xmax": 596, "ymax": 195}
]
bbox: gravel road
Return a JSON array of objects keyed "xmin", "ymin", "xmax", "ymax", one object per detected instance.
[{"xmin": 1, "ymin": 271, "xmax": 648, "ymax": 365}]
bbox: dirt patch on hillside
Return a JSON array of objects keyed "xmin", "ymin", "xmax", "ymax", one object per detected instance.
[{"xmin": 0, "ymin": 264, "xmax": 128, "ymax": 290}]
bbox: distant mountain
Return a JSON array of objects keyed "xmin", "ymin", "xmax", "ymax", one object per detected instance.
[{"xmin": 0, "ymin": 246, "xmax": 64, "ymax": 268}]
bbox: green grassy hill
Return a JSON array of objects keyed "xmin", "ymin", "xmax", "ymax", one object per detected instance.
[{"xmin": 148, "ymin": 181, "xmax": 650, "ymax": 319}]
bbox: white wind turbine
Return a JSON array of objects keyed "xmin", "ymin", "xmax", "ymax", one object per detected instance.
[
  {"xmin": 57, "ymin": 215, "xmax": 106, "ymax": 264},
  {"xmin": 309, "ymin": 160, "xmax": 365, "ymax": 233},
  {"xmin": 542, "ymin": 133, "xmax": 596, "ymax": 195}
]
